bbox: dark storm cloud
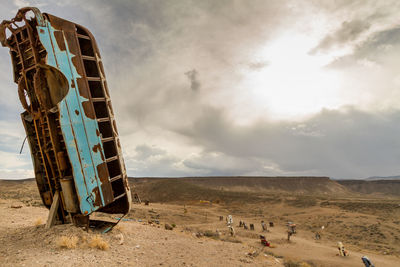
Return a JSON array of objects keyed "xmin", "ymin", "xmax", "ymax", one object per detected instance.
[
  {"xmin": 310, "ymin": 19, "xmax": 371, "ymax": 54},
  {"xmin": 176, "ymin": 107, "xmax": 400, "ymax": 179},
  {"xmin": 126, "ymin": 144, "xmax": 192, "ymax": 177},
  {"xmin": 184, "ymin": 69, "xmax": 200, "ymax": 91},
  {"xmin": 182, "ymin": 152, "xmax": 265, "ymax": 176},
  {"xmin": 67, "ymin": 0, "xmax": 294, "ymax": 136},
  {"xmin": 2, "ymin": 1, "xmax": 400, "ymax": 179}
]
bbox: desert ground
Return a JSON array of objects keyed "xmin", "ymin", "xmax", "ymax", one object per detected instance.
[{"xmin": 0, "ymin": 177, "xmax": 399, "ymax": 266}]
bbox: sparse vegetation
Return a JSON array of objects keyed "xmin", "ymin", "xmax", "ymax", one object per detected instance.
[
  {"xmin": 57, "ymin": 235, "xmax": 79, "ymax": 249},
  {"xmin": 34, "ymin": 217, "xmax": 43, "ymax": 226},
  {"xmin": 285, "ymin": 196, "xmax": 317, "ymax": 208},
  {"xmin": 1, "ymin": 178, "xmax": 400, "ymax": 265},
  {"xmin": 203, "ymin": 230, "xmax": 220, "ymax": 239},
  {"xmin": 89, "ymin": 235, "xmax": 109, "ymax": 250}
]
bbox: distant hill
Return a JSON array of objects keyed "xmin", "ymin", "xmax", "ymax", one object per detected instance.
[
  {"xmin": 337, "ymin": 179, "xmax": 400, "ymax": 196},
  {"xmin": 129, "ymin": 176, "xmax": 350, "ymax": 202},
  {"xmin": 365, "ymin": 175, "xmax": 400, "ymax": 181}
]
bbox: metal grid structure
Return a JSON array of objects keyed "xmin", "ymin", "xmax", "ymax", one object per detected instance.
[{"xmin": 0, "ymin": 7, "xmax": 131, "ymax": 226}]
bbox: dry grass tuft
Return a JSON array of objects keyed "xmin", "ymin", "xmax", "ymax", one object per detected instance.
[
  {"xmin": 57, "ymin": 235, "xmax": 79, "ymax": 249},
  {"xmin": 89, "ymin": 235, "xmax": 109, "ymax": 250},
  {"xmin": 34, "ymin": 218, "xmax": 43, "ymax": 226}
]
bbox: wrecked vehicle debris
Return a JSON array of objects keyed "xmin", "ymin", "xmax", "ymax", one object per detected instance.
[{"xmin": 0, "ymin": 7, "xmax": 131, "ymax": 228}]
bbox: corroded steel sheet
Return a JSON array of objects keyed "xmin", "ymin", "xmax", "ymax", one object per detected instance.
[{"xmin": 1, "ymin": 7, "xmax": 131, "ymax": 223}]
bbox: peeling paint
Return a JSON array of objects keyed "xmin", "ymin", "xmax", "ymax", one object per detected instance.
[{"xmin": 1, "ymin": 7, "xmax": 132, "ymax": 220}]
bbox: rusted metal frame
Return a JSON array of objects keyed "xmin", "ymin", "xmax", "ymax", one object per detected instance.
[
  {"xmin": 75, "ymin": 24, "xmax": 130, "ymax": 207},
  {"xmin": 44, "ymin": 114, "xmax": 63, "ymax": 187},
  {"xmin": 32, "ymin": 115, "xmax": 54, "ymax": 198},
  {"xmin": 46, "ymin": 114, "xmax": 68, "ymax": 222},
  {"xmin": 97, "ymin": 65, "xmax": 128, "ymax": 188},
  {"xmin": 24, "ymin": 9, "xmax": 66, "ymax": 221},
  {"xmin": 73, "ymin": 30, "xmax": 116, "ymax": 199},
  {"xmin": 92, "ymin": 47, "xmax": 125, "ymax": 188},
  {"xmin": 3, "ymin": 8, "xmax": 132, "ymax": 216},
  {"xmin": 104, "ymin": 95, "xmax": 130, "ymax": 197},
  {"xmin": 113, "ymin": 193, "xmax": 126, "ymax": 201},
  {"xmin": 14, "ymin": 28, "xmax": 30, "ymax": 95},
  {"xmin": 22, "ymin": 17, "xmax": 40, "ymax": 65},
  {"xmin": 46, "ymin": 113, "xmax": 69, "ymax": 219},
  {"xmin": 94, "ymin": 64, "xmax": 126, "ymax": 194},
  {"xmin": 14, "ymin": 7, "xmax": 45, "ymax": 28},
  {"xmin": 39, "ymin": 114, "xmax": 58, "ymax": 188},
  {"xmin": 38, "ymin": 22, "xmax": 93, "ymax": 212},
  {"xmin": 21, "ymin": 114, "xmax": 52, "ymax": 200},
  {"xmin": 12, "ymin": 22, "xmax": 54, "ymax": 199},
  {"xmin": 25, "ymin": 18, "xmax": 59, "ymax": 195},
  {"xmin": 76, "ymin": 34, "xmax": 90, "ymax": 40},
  {"xmin": 39, "ymin": 20, "xmax": 108, "ymax": 213},
  {"xmin": 62, "ymin": 33, "xmax": 109, "ymax": 209},
  {"xmin": 110, "ymin": 175, "xmax": 122, "ymax": 182},
  {"xmin": 28, "ymin": 33, "xmax": 60, "ymax": 196},
  {"xmin": 26, "ymin": 15, "xmax": 64, "ymax": 194},
  {"xmin": 46, "ymin": 114, "xmax": 64, "ymax": 179},
  {"xmin": 38, "ymin": 112, "xmax": 67, "ymax": 222}
]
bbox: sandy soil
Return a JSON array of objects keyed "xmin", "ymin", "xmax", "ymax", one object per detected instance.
[
  {"xmin": 0, "ymin": 179, "xmax": 399, "ymax": 266},
  {"xmin": 0, "ymin": 198, "xmax": 283, "ymax": 267}
]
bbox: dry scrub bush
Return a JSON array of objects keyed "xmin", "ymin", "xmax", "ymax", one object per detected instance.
[
  {"xmin": 34, "ymin": 218, "xmax": 43, "ymax": 226},
  {"xmin": 203, "ymin": 230, "xmax": 220, "ymax": 239},
  {"xmin": 57, "ymin": 235, "xmax": 79, "ymax": 249},
  {"xmin": 89, "ymin": 235, "xmax": 109, "ymax": 250}
]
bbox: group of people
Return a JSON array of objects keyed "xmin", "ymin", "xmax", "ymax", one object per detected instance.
[
  {"xmin": 223, "ymin": 215, "xmax": 274, "ymax": 237},
  {"xmin": 222, "ymin": 215, "xmax": 374, "ymax": 266}
]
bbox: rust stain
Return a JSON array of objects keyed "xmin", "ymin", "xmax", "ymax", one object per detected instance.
[
  {"xmin": 92, "ymin": 143, "xmax": 104, "ymax": 161},
  {"xmin": 63, "ymin": 31, "xmax": 79, "ymax": 55},
  {"xmin": 1, "ymin": 7, "xmax": 132, "ymax": 219},
  {"xmin": 91, "ymin": 186, "xmax": 102, "ymax": 207},
  {"xmin": 75, "ymin": 78, "xmax": 89, "ymax": 98},
  {"xmin": 53, "ymin": 30, "xmax": 66, "ymax": 51},
  {"xmin": 96, "ymin": 162, "xmax": 108, "ymax": 183},
  {"xmin": 96, "ymin": 162, "xmax": 113, "ymax": 204},
  {"xmin": 81, "ymin": 100, "xmax": 95, "ymax": 119}
]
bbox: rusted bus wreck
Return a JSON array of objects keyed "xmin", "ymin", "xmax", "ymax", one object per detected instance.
[{"xmin": 0, "ymin": 7, "xmax": 131, "ymax": 226}]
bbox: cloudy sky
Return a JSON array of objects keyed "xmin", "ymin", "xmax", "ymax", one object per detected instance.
[{"xmin": 2, "ymin": 0, "xmax": 400, "ymax": 179}]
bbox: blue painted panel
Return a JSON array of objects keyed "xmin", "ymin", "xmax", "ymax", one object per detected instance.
[{"xmin": 37, "ymin": 21, "xmax": 108, "ymax": 214}]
